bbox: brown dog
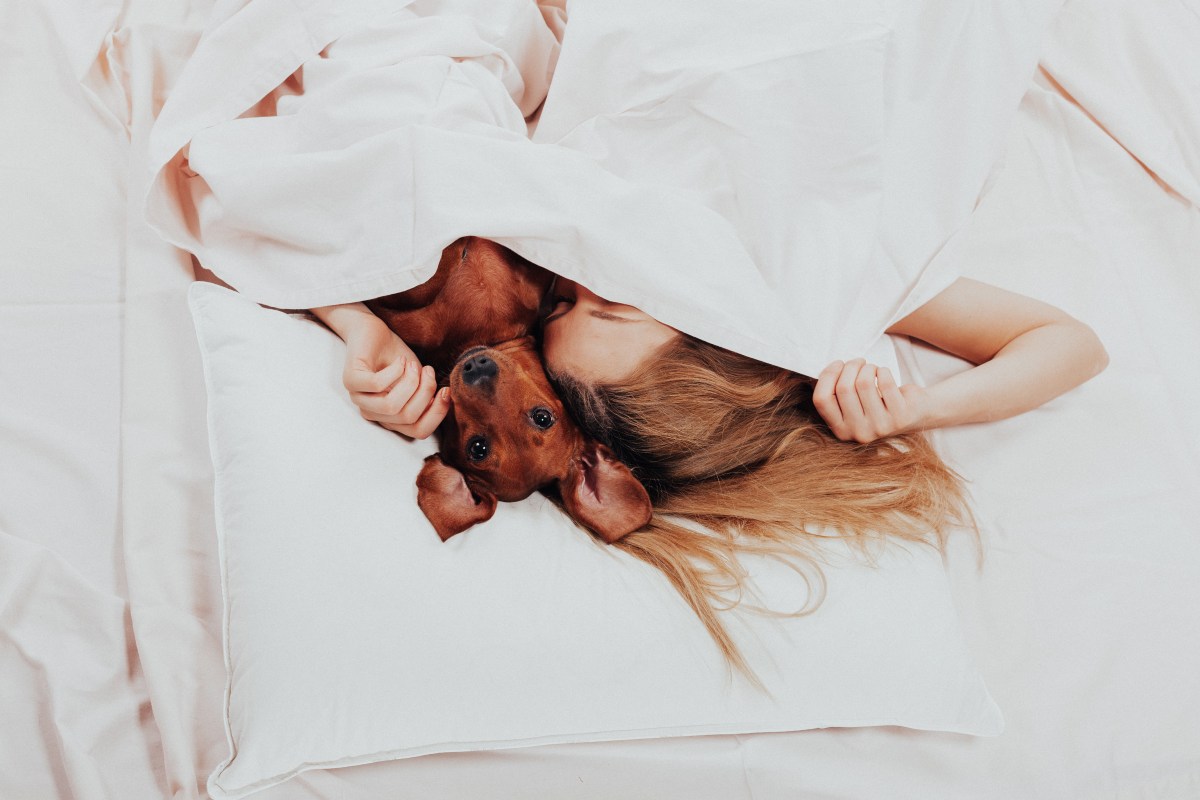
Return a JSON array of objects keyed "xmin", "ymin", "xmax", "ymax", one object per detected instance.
[{"xmin": 365, "ymin": 237, "xmax": 651, "ymax": 544}]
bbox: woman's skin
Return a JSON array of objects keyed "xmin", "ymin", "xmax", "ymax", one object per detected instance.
[
  {"xmin": 315, "ymin": 275, "xmax": 1109, "ymax": 444},
  {"xmin": 312, "ymin": 302, "xmax": 450, "ymax": 438}
]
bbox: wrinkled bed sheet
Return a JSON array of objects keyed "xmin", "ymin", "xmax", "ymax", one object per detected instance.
[{"xmin": 2, "ymin": 0, "xmax": 1199, "ymax": 798}]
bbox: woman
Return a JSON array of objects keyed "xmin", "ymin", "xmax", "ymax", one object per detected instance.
[{"xmin": 315, "ymin": 275, "xmax": 1107, "ymax": 677}]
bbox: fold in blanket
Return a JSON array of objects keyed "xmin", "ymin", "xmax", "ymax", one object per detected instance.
[
  {"xmin": 146, "ymin": 0, "xmax": 1060, "ymax": 378},
  {"xmin": 146, "ymin": 0, "xmax": 816, "ymax": 373}
]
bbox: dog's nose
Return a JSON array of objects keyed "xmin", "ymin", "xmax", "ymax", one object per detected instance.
[{"xmin": 461, "ymin": 353, "xmax": 498, "ymax": 387}]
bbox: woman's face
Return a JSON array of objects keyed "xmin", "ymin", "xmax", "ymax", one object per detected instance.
[{"xmin": 541, "ymin": 278, "xmax": 679, "ymax": 383}]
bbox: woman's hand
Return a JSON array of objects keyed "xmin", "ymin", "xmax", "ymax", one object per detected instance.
[
  {"xmin": 813, "ymin": 359, "xmax": 930, "ymax": 443},
  {"xmin": 313, "ymin": 303, "xmax": 451, "ymax": 439}
]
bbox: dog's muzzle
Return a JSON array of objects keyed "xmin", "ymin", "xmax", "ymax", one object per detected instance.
[{"xmin": 460, "ymin": 352, "xmax": 498, "ymax": 387}]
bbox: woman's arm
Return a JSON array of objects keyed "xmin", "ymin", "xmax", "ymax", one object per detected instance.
[
  {"xmin": 312, "ymin": 302, "xmax": 450, "ymax": 439},
  {"xmin": 813, "ymin": 278, "xmax": 1109, "ymax": 443}
]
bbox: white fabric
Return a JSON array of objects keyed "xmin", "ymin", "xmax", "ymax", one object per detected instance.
[
  {"xmin": 1039, "ymin": 0, "xmax": 1200, "ymax": 207},
  {"xmin": 189, "ymin": 281, "xmax": 1000, "ymax": 799},
  {"xmin": 533, "ymin": 0, "xmax": 1065, "ymax": 366},
  {"xmin": 7, "ymin": 0, "xmax": 1200, "ymax": 797},
  {"xmin": 147, "ymin": 0, "xmax": 1060, "ymax": 377},
  {"xmin": 0, "ymin": 3, "xmax": 165, "ymax": 798},
  {"xmin": 114, "ymin": 13, "xmax": 232, "ymax": 799}
]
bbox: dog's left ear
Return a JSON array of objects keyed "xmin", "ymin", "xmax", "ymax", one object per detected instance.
[
  {"xmin": 416, "ymin": 454, "xmax": 498, "ymax": 541},
  {"xmin": 558, "ymin": 441, "xmax": 652, "ymax": 543}
]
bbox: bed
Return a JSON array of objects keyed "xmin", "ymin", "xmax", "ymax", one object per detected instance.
[{"xmin": 2, "ymin": 0, "xmax": 1199, "ymax": 798}]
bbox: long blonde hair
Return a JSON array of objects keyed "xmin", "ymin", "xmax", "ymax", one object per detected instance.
[{"xmin": 550, "ymin": 335, "xmax": 975, "ymax": 681}]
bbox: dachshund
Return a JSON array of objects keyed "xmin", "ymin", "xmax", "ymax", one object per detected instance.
[{"xmin": 365, "ymin": 237, "xmax": 651, "ymax": 544}]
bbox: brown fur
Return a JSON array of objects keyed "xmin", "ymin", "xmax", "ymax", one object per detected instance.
[
  {"xmin": 366, "ymin": 238, "xmax": 651, "ymax": 543},
  {"xmin": 366, "ymin": 237, "xmax": 550, "ymax": 375}
]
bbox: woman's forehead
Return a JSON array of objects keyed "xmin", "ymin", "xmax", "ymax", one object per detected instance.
[{"xmin": 545, "ymin": 318, "xmax": 678, "ymax": 384}]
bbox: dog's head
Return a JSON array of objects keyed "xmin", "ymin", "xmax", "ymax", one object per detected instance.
[{"xmin": 416, "ymin": 338, "xmax": 651, "ymax": 544}]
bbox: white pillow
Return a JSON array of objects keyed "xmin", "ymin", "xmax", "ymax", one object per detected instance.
[{"xmin": 190, "ymin": 282, "xmax": 1001, "ymax": 800}]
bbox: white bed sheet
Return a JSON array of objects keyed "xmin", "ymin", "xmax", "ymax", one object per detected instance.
[
  {"xmin": 1, "ymin": 1, "xmax": 217, "ymax": 798},
  {"xmin": 3, "ymin": 0, "xmax": 1199, "ymax": 798},
  {"xmin": 0, "ymin": 3, "xmax": 160, "ymax": 799}
]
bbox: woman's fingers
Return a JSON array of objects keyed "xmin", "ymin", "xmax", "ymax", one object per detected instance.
[
  {"xmin": 877, "ymin": 367, "xmax": 905, "ymax": 413},
  {"xmin": 813, "ymin": 361, "xmax": 847, "ymax": 435},
  {"xmin": 816, "ymin": 359, "xmax": 869, "ymax": 440},
  {"xmin": 357, "ymin": 364, "xmax": 448, "ymax": 431},
  {"xmin": 393, "ymin": 366, "xmax": 439, "ymax": 425},
  {"xmin": 354, "ymin": 360, "xmax": 421, "ymax": 419},
  {"xmin": 389, "ymin": 387, "xmax": 452, "ymax": 439},
  {"xmin": 856, "ymin": 364, "xmax": 890, "ymax": 434},
  {"xmin": 345, "ymin": 356, "xmax": 406, "ymax": 395},
  {"xmin": 834, "ymin": 358, "xmax": 867, "ymax": 425}
]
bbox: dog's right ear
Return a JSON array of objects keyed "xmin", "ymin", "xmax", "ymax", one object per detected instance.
[{"xmin": 416, "ymin": 454, "xmax": 497, "ymax": 541}]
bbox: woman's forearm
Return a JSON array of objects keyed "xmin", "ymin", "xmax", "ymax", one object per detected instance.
[
  {"xmin": 311, "ymin": 302, "xmax": 381, "ymax": 342},
  {"xmin": 917, "ymin": 319, "xmax": 1108, "ymax": 429},
  {"xmin": 817, "ymin": 279, "xmax": 1108, "ymax": 442}
]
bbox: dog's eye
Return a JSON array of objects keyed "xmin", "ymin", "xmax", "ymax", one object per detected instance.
[
  {"xmin": 466, "ymin": 436, "xmax": 489, "ymax": 462},
  {"xmin": 530, "ymin": 407, "xmax": 555, "ymax": 429}
]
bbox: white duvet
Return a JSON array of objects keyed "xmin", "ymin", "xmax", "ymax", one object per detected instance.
[{"xmin": 148, "ymin": 0, "xmax": 1060, "ymax": 377}]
